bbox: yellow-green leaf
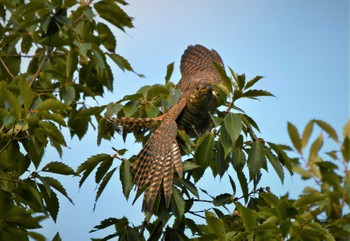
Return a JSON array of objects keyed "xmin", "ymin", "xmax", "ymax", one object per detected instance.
[
  {"xmin": 19, "ymin": 79, "xmax": 34, "ymax": 110},
  {"xmin": 287, "ymin": 122, "xmax": 302, "ymax": 154}
]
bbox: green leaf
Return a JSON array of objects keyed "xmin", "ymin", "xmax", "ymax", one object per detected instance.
[
  {"xmin": 94, "ymin": 167, "xmax": 117, "ymax": 211},
  {"xmin": 214, "ymin": 62, "xmax": 232, "ymax": 93},
  {"xmin": 244, "ymin": 75, "xmax": 264, "ymax": 90},
  {"xmin": 216, "ymin": 141, "xmax": 229, "ymax": 177},
  {"xmin": 194, "ymin": 132, "xmax": 215, "ymax": 166},
  {"xmin": 77, "ymin": 154, "xmax": 113, "ymax": 187},
  {"xmin": 73, "ymin": 41, "xmax": 92, "ymax": 57},
  {"xmin": 237, "ymin": 203, "xmax": 256, "ymax": 231},
  {"xmin": 120, "ymin": 159, "xmax": 133, "ymax": 199},
  {"xmin": 205, "ymin": 211, "xmax": 226, "ymax": 239},
  {"xmin": 52, "ymin": 233, "xmax": 62, "ymax": 241},
  {"xmin": 97, "ymin": 22, "xmax": 116, "ymax": 52},
  {"xmin": 236, "ymin": 73, "xmax": 246, "ymax": 90},
  {"xmin": 171, "ymin": 187, "xmax": 185, "ymax": 218},
  {"xmin": 232, "ymin": 147, "xmax": 246, "ymax": 170},
  {"xmin": 314, "ymin": 119, "xmax": 339, "ymax": 142},
  {"xmin": 3, "ymin": 89, "xmax": 21, "ymax": 118},
  {"xmin": 95, "ymin": 157, "xmax": 113, "ymax": 183},
  {"xmin": 19, "ymin": 79, "xmax": 34, "ymax": 110},
  {"xmin": 247, "ymin": 141, "xmax": 264, "ymax": 180},
  {"xmin": 301, "ymin": 121, "xmax": 314, "ymax": 149},
  {"xmin": 268, "ymin": 142, "xmax": 293, "ymax": 176},
  {"xmin": 177, "ymin": 178, "xmax": 199, "ymax": 198},
  {"xmin": 287, "ymin": 122, "xmax": 302, "ymax": 154},
  {"xmin": 236, "ymin": 169, "xmax": 248, "ymax": 203},
  {"xmin": 243, "ymin": 89, "xmax": 274, "ymax": 98},
  {"xmin": 44, "ymin": 177, "xmax": 73, "ymax": 204},
  {"xmin": 21, "ymin": 138, "xmax": 44, "ymax": 168},
  {"xmin": 66, "ymin": 50, "xmax": 78, "ymax": 81},
  {"xmin": 228, "ymin": 175, "xmax": 236, "ymax": 195},
  {"xmin": 39, "ymin": 122, "xmax": 67, "ymax": 147},
  {"xmin": 213, "ymin": 193, "xmax": 233, "ymax": 206},
  {"xmin": 37, "ymin": 98, "xmax": 70, "ymax": 112},
  {"xmin": 182, "ymin": 160, "xmax": 200, "ymax": 172},
  {"xmin": 342, "ymin": 137, "xmax": 350, "ymax": 162},
  {"xmin": 219, "ymin": 124, "xmax": 233, "ymax": 158},
  {"xmin": 293, "ymin": 192, "xmax": 325, "ymax": 208},
  {"xmin": 165, "ymin": 62, "xmax": 174, "ymax": 83},
  {"xmin": 224, "ymin": 113, "xmax": 242, "ymax": 144},
  {"xmin": 42, "ymin": 161, "xmax": 76, "ymax": 176},
  {"xmin": 308, "ymin": 133, "xmax": 323, "ymax": 163},
  {"xmin": 94, "ymin": 0, "xmax": 133, "ymax": 32},
  {"xmin": 265, "ymin": 149, "xmax": 284, "ymax": 183},
  {"xmin": 38, "ymin": 184, "xmax": 59, "ymax": 222},
  {"xmin": 63, "ymin": 85, "xmax": 75, "ymax": 106}
]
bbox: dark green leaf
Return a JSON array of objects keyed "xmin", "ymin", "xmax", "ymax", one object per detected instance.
[
  {"xmin": 213, "ymin": 193, "xmax": 233, "ymax": 206},
  {"xmin": 171, "ymin": 187, "xmax": 185, "ymax": 218},
  {"xmin": 95, "ymin": 157, "xmax": 113, "ymax": 183},
  {"xmin": 165, "ymin": 62, "xmax": 174, "ymax": 83},
  {"xmin": 120, "ymin": 159, "xmax": 133, "ymax": 199},
  {"xmin": 177, "ymin": 178, "xmax": 199, "ymax": 198},
  {"xmin": 244, "ymin": 75, "xmax": 264, "ymax": 90},
  {"xmin": 66, "ymin": 50, "xmax": 78, "ymax": 81},
  {"xmin": 232, "ymin": 147, "xmax": 246, "ymax": 170},
  {"xmin": 52, "ymin": 233, "xmax": 62, "ymax": 241},
  {"xmin": 247, "ymin": 141, "xmax": 264, "ymax": 180},
  {"xmin": 265, "ymin": 149, "xmax": 284, "ymax": 183},
  {"xmin": 94, "ymin": 167, "xmax": 117, "ymax": 210},
  {"xmin": 94, "ymin": 0, "xmax": 133, "ymax": 32},
  {"xmin": 243, "ymin": 89, "xmax": 274, "ymax": 98},
  {"xmin": 236, "ymin": 73, "xmax": 246, "ymax": 90},
  {"xmin": 268, "ymin": 142, "xmax": 293, "ymax": 176},
  {"xmin": 77, "ymin": 154, "xmax": 113, "ymax": 187},
  {"xmin": 39, "ymin": 122, "xmax": 67, "ymax": 147},
  {"xmin": 194, "ymin": 132, "xmax": 215, "ymax": 166},
  {"xmin": 19, "ymin": 79, "xmax": 34, "ymax": 110},
  {"xmin": 44, "ymin": 177, "xmax": 73, "ymax": 204},
  {"xmin": 38, "ymin": 184, "xmax": 59, "ymax": 222},
  {"xmin": 228, "ymin": 175, "xmax": 236, "ymax": 195},
  {"xmin": 287, "ymin": 122, "xmax": 302, "ymax": 154},
  {"xmin": 42, "ymin": 161, "xmax": 76, "ymax": 176},
  {"xmin": 219, "ymin": 124, "xmax": 233, "ymax": 158},
  {"xmin": 97, "ymin": 22, "xmax": 116, "ymax": 52},
  {"xmin": 236, "ymin": 170, "xmax": 248, "ymax": 203},
  {"xmin": 224, "ymin": 113, "xmax": 242, "ymax": 144}
]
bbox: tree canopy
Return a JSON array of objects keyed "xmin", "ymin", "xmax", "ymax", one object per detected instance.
[{"xmin": 0, "ymin": 1, "xmax": 349, "ymax": 241}]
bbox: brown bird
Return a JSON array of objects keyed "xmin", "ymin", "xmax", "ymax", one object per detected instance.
[{"xmin": 112, "ymin": 45, "xmax": 224, "ymax": 211}]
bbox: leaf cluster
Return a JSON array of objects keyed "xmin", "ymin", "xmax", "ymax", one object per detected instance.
[{"xmin": 0, "ymin": 0, "xmax": 136, "ymax": 240}]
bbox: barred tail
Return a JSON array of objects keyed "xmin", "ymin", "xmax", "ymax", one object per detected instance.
[{"xmin": 131, "ymin": 119, "xmax": 183, "ymax": 212}]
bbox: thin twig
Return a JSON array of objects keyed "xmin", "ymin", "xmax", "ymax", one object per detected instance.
[{"xmin": 0, "ymin": 56, "xmax": 14, "ymax": 78}]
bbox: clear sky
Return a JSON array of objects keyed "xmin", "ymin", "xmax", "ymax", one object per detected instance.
[{"xmin": 42, "ymin": 1, "xmax": 349, "ymax": 240}]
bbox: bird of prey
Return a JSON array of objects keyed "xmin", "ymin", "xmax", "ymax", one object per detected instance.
[{"xmin": 112, "ymin": 44, "xmax": 224, "ymax": 211}]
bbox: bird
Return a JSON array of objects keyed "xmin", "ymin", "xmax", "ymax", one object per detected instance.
[{"xmin": 111, "ymin": 44, "xmax": 224, "ymax": 212}]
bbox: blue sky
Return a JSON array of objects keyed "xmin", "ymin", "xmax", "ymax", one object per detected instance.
[{"xmin": 42, "ymin": 1, "xmax": 349, "ymax": 240}]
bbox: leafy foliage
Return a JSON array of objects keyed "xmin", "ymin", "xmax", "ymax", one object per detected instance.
[
  {"xmin": 0, "ymin": 0, "xmax": 135, "ymax": 239},
  {"xmin": 1, "ymin": 1, "xmax": 349, "ymax": 241}
]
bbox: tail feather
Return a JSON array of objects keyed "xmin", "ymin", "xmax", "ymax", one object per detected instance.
[{"xmin": 131, "ymin": 119, "xmax": 180, "ymax": 212}]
